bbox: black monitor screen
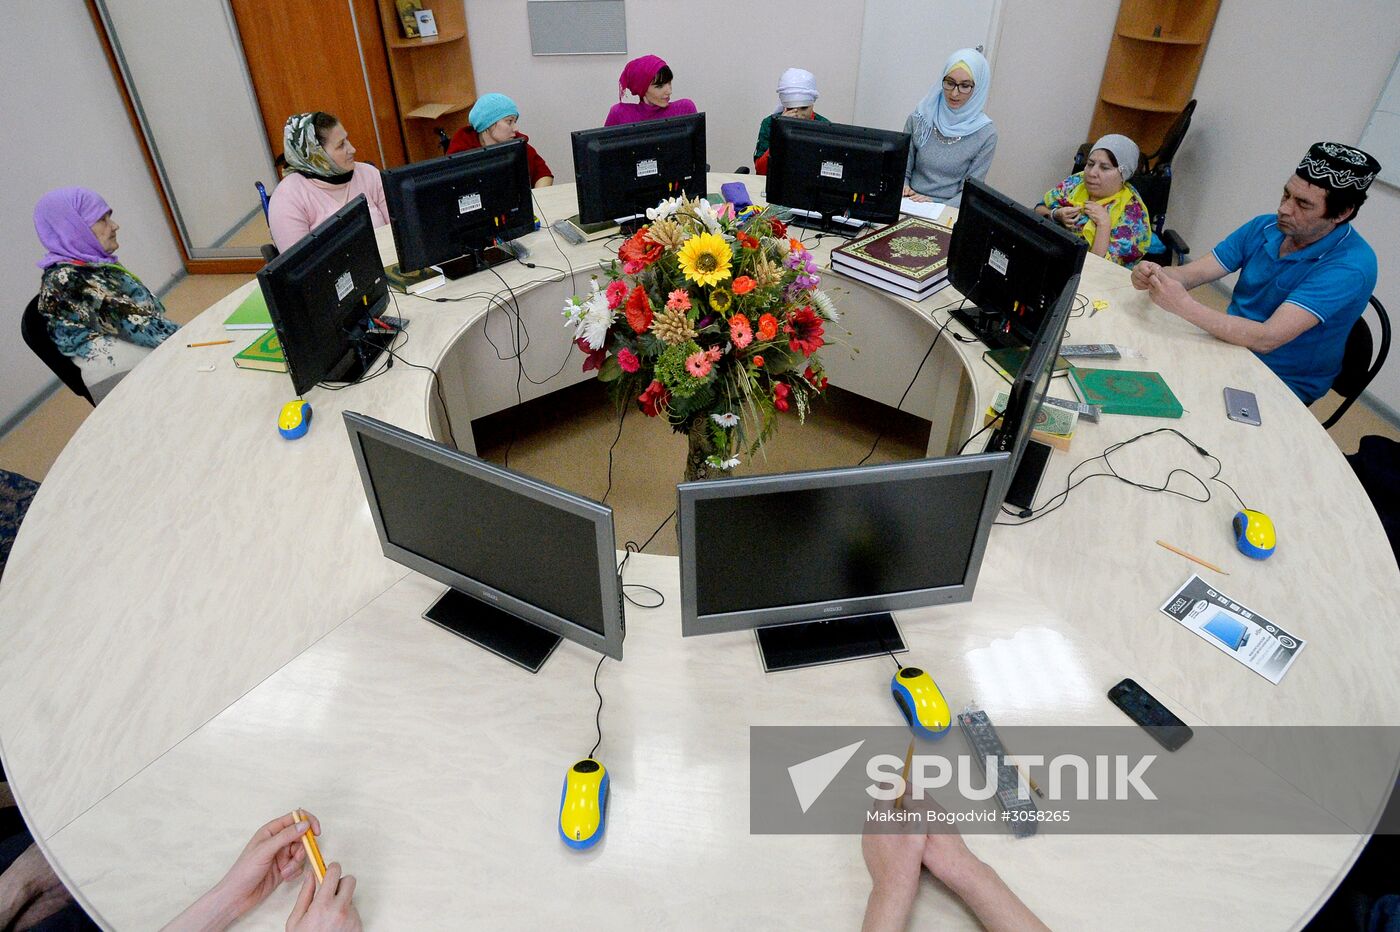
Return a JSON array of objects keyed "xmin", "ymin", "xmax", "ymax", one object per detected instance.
[
  {"xmin": 766, "ymin": 117, "xmax": 910, "ymax": 226},
  {"xmin": 257, "ymin": 196, "xmax": 388, "ymax": 396},
  {"xmin": 572, "ymin": 113, "xmax": 706, "ymax": 225},
  {"xmin": 947, "ymin": 178, "xmax": 1086, "ymax": 346},
  {"xmin": 382, "ymin": 140, "xmax": 534, "ymax": 273},
  {"xmin": 357, "ymin": 434, "xmax": 607, "ymax": 635},
  {"xmin": 678, "ymin": 454, "xmax": 1007, "ymax": 636}
]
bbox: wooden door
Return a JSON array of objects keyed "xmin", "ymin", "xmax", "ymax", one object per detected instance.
[{"xmin": 230, "ymin": 0, "xmax": 407, "ymax": 170}]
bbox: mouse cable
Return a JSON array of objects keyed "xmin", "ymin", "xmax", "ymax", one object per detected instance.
[
  {"xmin": 958, "ymin": 411, "xmax": 1002, "ymax": 456},
  {"xmin": 856, "ymin": 291, "xmax": 978, "ymax": 467},
  {"xmin": 994, "ymin": 427, "xmax": 1236, "ymax": 527},
  {"xmin": 315, "ymin": 320, "xmax": 406, "ymax": 391},
  {"xmin": 483, "ymin": 263, "xmax": 579, "ymax": 388},
  {"xmin": 600, "ymin": 404, "xmax": 627, "ymax": 505},
  {"xmin": 616, "ymin": 541, "xmax": 665, "ymax": 609},
  {"xmin": 587, "ymin": 652, "xmax": 606, "ymax": 760},
  {"xmin": 530, "ymin": 191, "xmax": 581, "ymax": 295}
]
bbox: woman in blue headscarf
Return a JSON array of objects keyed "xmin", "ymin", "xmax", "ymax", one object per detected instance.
[{"xmin": 902, "ymin": 49, "xmax": 997, "ymax": 208}]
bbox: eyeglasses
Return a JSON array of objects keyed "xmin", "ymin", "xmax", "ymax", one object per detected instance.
[{"xmin": 942, "ymin": 78, "xmax": 975, "ymax": 94}]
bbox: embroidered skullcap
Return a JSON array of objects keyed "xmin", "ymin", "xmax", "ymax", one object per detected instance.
[{"xmin": 1296, "ymin": 142, "xmax": 1381, "ymax": 192}]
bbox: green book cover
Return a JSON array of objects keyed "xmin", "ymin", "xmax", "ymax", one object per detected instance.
[
  {"xmin": 233, "ymin": 329, "xmax": 286, "ymax": 373},
  {"xmin": 983, "ymin": 346, "xmax": 1072, "ymax": 382},
  {"xmin": 1068, "ymin": 367, "xmax": 1183, "ymax": 418},
  {"xmin": 223, "ymin": 287, "xmax": 271, "ymax": 330}
]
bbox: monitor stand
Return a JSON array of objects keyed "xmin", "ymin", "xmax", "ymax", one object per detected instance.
[
  {"xmin": 1004, "ymin": 439, "xmax": 1052, "ymax": 515},
  {"xmin": 439, "ymin": 245, "xmax": 513, "ymax": 280},
  {"xmin": 330, "ymin": 328, "xmax": 396, "ymax": 385},
  {"xmin": 422, "ymin": 587, "xmax": 562, "ymax": 673},
  {"xmin": 755, "ymin": 613, "xmax": 906, "ymax": 673}
]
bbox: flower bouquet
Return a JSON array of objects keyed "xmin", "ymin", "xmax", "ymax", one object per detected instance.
[{"xmin": 563, "ymin": 195, "xmax": 838, "ymax": 481}]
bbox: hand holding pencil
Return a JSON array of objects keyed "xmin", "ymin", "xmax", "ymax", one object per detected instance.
[{"xmin": 160, "ymin": 809, "xmax": 360, "ymax": 932}]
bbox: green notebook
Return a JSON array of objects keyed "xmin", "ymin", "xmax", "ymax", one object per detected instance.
[
  {"xmin": 223, "ymin": 287, "xmax": 271, "ymax": 330},
  {"xmin": 1068, "ymin": 367, "xmax": 1183, "ymax": 418},
  {"xmin": 233, "ymin": 329, "xmax": 286, "ymax": 373},
  {"xmin": 983, "ymin": 346, "xmax": 1072, "ymax": 382}
]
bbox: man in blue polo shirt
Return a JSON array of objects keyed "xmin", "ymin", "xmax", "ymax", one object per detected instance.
[{"xmin": 1130, "ymin": 142, "xmax": 1380, "ymax": 404}]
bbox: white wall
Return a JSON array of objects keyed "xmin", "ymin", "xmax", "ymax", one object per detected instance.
[
  {"xmin": 1170, "ymin": 0, "xmax": 1400, "ymax": 418},
  {"xmin": 102, "ymin": 0, "xmax": 276, "ymax": 247},
  {"xmin": 460, "ymin": 0, "xmax": 865, "ymax": 185},
  {"xmin": 0, "ymin": 1, "xmax": 183, "ymax": 432}
]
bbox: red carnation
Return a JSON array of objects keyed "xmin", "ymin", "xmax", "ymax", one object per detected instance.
[
  {"xmin": 734, "ymin": 230, "xmax": 759, "ymax": 250},
  {"xmin": 757, "ymin": 313, "xmax": 779, "ymax": 341},
  {"xmin": 638, "ymin": 379, "xmax": 670, "ymax": 417},
  {"xmin": 773, "ymin": 382, "xmax": 791, "ymax": 412},
  {"xmin": 784, "ymin": 307, "xmax": 825, "ymax": 357},
  {"xmin": 625, "ymin": 285, "xmax": 654, "ymax": 334},
  {"xmin": 770, "ymin": 218, "xmax": 787, "ymax": 239},
  {"xmin": 618, "ymin": 227, "xmax": 663, "ymax": 269}
]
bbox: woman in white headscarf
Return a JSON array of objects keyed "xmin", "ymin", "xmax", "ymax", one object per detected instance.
[
  {"xmin": 753, "ymin": 67, "xmax": 830, "ymax": 175},
  {"xmin": 902, "ymin": 49, "xmax": 997, "ymax": 207},
  {"xmin": 1036, "ymin": 133, "xmax": 1152, "ymax": 267}
]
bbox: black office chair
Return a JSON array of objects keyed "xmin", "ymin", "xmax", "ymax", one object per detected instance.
[
  {"xmin": 1072, "ymin": 100, "xmax": 1196, "ymax": 265},
  {"xmin": 437, "ymin": 128, "xmax": 452, "ymax": 154},
  {"xmin": 1321, "ymin": 296, "xmax": 1391, "ymax": 429},
  {"xmin": 254, "ymin": 181, "xmax": 279, "ymax": 264},
  {"xmin": 20, "ymin": 295, "xmax": 93, "ymax": 405}
]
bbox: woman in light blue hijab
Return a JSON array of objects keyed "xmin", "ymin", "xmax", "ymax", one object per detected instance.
[{"xmin": 902, "ymin": 48, "xmax": 997, "ymax": 207}]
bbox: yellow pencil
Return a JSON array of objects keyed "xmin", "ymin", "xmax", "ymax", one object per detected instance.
[
  {"xmin": 293, "ymin": 809, "xmax": 326, "ymax": 883},
  {"xmin": 1015, "ymin": 764, "xmax": 1045, "ymax": 799},
  {"xmin": 186, "ymin": 339, "xmax": 233, "ymax": 348},
  {"xmin": 896, "ymin": 739, "xmax": 915, "ymax": 811},
  {"xmin": 1155, "ymin": 539, "xmax": 1229, "ymax": 575}
]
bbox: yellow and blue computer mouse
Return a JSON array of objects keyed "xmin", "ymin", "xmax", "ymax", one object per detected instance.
[
  {"xmin": 559, "ymin": 758, "xmax": 609, "ymax": 849},
  {"xmin": 277, "ymin": 400, "xmax": 311, "ymax": 440},
  {"xmin": 1232, "ymin": 508, "xmax": 1276, "ymax": 560},
  {"xmin": 890, "ymin": 666, "xmax": 951, "ymax": 739}
]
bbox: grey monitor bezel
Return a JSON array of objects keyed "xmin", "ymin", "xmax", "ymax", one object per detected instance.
[{"xmin": 343, "ymin": 411, "xmax": 624, "ymax": 660}]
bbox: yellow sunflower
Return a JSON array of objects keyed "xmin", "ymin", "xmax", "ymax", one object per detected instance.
[
  {"xmin": 676, "ymin": 232, "xmax": 733, "ymax": 288},
  {"xmin": 708, "ymin": 289, "xmax": 733, "ymax": 313}
]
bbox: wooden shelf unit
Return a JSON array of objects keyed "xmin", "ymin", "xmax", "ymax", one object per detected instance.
[
  {"xmin": 377, "ymin": 0, "xmax": 477, "ymax": 161},
  {"xmin": 1088, "ymin": 0, "xmax": 1219, "ymax": 156}
]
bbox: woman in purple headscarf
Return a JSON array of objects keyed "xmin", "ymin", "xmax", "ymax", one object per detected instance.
[
  {"xmin": 33, "ymin": 188, "xmax": 178, "ymax": 403},
  {"xmin": 604, "ymin": 55, "xmax": 697, "ymax": 126}
]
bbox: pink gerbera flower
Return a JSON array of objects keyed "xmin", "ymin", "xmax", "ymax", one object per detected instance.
[
  {"xmin": 666, "ymin": 289, "xmax": 692, "ymax": 311},
  {"xmin": 685, "ymin": 351, "xmax": 712, "ymax": 377}
]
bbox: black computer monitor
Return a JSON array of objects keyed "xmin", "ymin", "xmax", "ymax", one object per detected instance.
[
  {"xmin": 344, "ymin": 412, "xmax": 625, "ymax": 672},
  {"xmin": 257, "ymin": 195, "xmax": 390, "ymax": 397},
  {"xmin": 985, "ymin": 272, "xmax": 1078, "ymax": 515},
  {"xmin": 766, "ymin": 116, "xmax": 910, "ymax": 233},
  {"xmin": 946, "ymin": 178, "xmax": 1086, "ymax": 350},
  {"xmin": 677, "ymin": 453, "xmax": 1009, "ymax": 672},
  {"xmin": 382, "ymin": 139, "xmax": 534, "ymax": 279},
  {"xmin": 571, "ymin": 113, "xmax": 706, "ymax": 230}
]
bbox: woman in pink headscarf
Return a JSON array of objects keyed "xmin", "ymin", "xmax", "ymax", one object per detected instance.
[{"xmin": 604, "ymin": 55, "xmax": 697, "ymax": 126}]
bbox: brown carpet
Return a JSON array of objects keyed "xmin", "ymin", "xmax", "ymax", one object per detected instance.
[{"xmin": 472, "ymin": 380, "xmax": 930, "ymax": 555}]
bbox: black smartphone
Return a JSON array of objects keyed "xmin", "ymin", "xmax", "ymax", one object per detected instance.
[{"xmin": 1108, "ymin": 678, "xmax": 1193, "ymax": 751}]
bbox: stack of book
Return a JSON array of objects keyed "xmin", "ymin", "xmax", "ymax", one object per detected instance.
[
  {"xmin": 830, "ymin": 216, "xmax": 954, "ymax": 302},
  {"xmin": 983, "ymin": 390, "xmax": 1079, "ymax": 451}
]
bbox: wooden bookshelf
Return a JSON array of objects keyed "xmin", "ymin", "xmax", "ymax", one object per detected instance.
[
  {"xmin": 1088, "ymin": 0, "xmax": 1220, "ymax": 157},
  {"xmin": 377, "ymin": 0, "xmax": 477, "ymax": 161}
]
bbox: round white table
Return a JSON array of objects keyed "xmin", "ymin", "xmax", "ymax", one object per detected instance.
[{"xmin": 1, "ymin": 176, "xmax": 1396, "ymax": 929}]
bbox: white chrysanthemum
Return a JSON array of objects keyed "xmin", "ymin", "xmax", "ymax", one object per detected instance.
[
  {"xmin": 563, "ymin": 280, "xmax": 614, "ymax": 350},
  {"xmin": 810, "ymin": 289, "xmax": 840, "ymax": 322},
  {"xmin": 706, "ymin": 455, "xmax": 742, "ymax": 470},
  {"xmin": 711, "ymin": 412, "xmax": 740, "ymax": 428},
  {"xmin": 647, "ymin": 196, "xmax": 684, "ymax": 221}
]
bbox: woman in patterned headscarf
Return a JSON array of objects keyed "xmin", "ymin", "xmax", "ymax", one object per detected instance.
[
  {"xmin": 267, "ymin": 112, "xmax": 389, "ymax": 252},
  {"xmin": 33, "ymin": 187, "xmax": 179, "ymax": 403}
]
